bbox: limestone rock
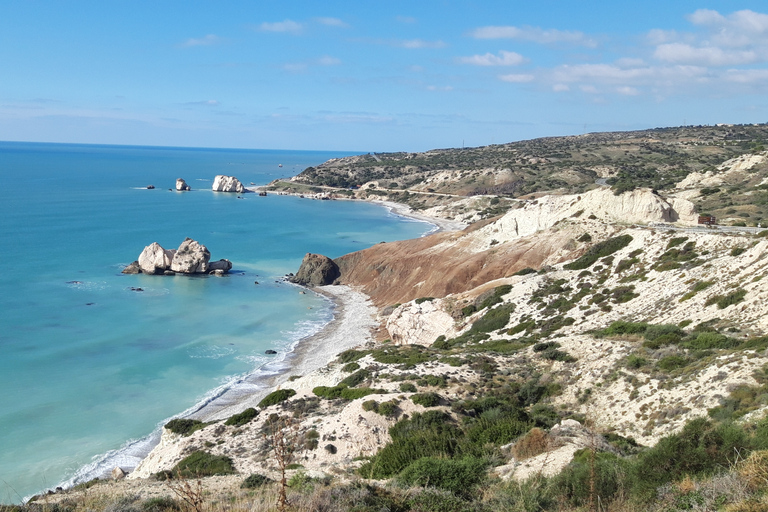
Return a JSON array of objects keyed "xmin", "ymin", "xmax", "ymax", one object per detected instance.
[
  {"xmin": 212, "ymin": 175, "xmax": 245, "ymax": 193},
  {"xmin": 208, "ymin": 259, "xmax": 233, "ymax": 272},
  {"xmin": 387, "ymin": 299, "xmax": 459, "ymax": 346},
  {"xmin": 176, "ymin": 178, "xmax": 191, "ymax": 191},
  {"xmin": 111, "ymin": 467, "xmax": 127, "ymax": 480},
  {"xmin": 290, "ymin": 253, "xmax": 340, "ymax": 286},
  {"xmin": 138, "ymin": 242, "xmax": 176, "ymax": 275},
  {"xmin": 170, "ymin": 238, "xmax": 211, "ymax": 274},
  {"xmin": 121, "ymin": 261, "xmax": 141, "ymax": 274}
]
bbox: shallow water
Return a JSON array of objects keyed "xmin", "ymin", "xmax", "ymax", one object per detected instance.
[{"xmin": 0, "ymin": 142, "xmax": 431, "ymax": 502}]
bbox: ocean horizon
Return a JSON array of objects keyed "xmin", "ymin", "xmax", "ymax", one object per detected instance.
[{"xmin": 0, "ymin": 141, "xmax": 432, "ymax": 503}]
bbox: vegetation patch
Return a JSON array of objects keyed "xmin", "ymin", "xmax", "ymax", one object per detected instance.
[
  {"xmin": 705, "ymin": 288, "xmax": 747, "ymax": 309},
  {"xmin": 164, "ymin": 418, "xmax": 208, "ymax": 436},
  {"xmin": 224, "ymin": 408, "xmax": 258, "ymax": 427},
  {"xmin": 160, "ymin": 451, "xmax": 235, "ymax": 479},
  {"xmin": 563, "ymin": 235, "xmax": 633, "ymax": 271},
  {"xmin": 257, "ymin": 389, "xmax": 296, "ymax": 408}
]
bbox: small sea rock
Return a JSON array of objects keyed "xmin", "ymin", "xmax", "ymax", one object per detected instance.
[{"xmin": 265, "ymin": 350, "xmax": 277, "ymax": 355}]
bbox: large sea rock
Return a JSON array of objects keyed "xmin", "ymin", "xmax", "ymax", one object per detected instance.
[
  {"xmin": 176, "ymin": 178, "xmax": 191, "ymax": 191},
  {"xmin": 138, "ymin": 242, "xmax": 176, "ymax": 275},
  {"xmin": 171, "ymin": 238, "xmax": 211, "ymax": 273},
  {"xmin": 290, "ymin": 253, "xmax": 340, "ymax": 286},
  {"xmin": 212, "ymin": 175, "xmax": 245, "ymax": 193}
]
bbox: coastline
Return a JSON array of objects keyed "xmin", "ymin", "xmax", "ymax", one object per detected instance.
[{"xmin": 52, "ymin": 195, "xmax": 461, "ymax": 495}]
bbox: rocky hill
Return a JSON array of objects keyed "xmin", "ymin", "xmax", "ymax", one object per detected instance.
[{"xmin": 32, "ymin": 127, "xmax": 768, "ymax": 512}]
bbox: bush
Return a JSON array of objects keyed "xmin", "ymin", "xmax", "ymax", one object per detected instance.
[
  {"xmin": 258, "ymin": 389, "xmax": 296, "ymax": 408},
  {"xmin": 167, "ymin": 451, "xmax": 235, "ymax": 478},
  {"xmin": 399, "ymin": 382, "xmax": 418, "ymax": 393},
  {"xmin": 478, "ymin": 285, "xmax": 513, "ymax": 310},
  {"xmin": 470, "ymin": 303, "xmax": 516, "ymax": 333},
  {"xmin": 415, "ymin": 297, "xmax": 435, "ymax": 304},
  {"xmin": 337, "ymin": 349, "xmax": 367, "ymax": 363},
  {"xmin": 596, "ymin": 321, "xmax": 648, "ymax": 337},
  {"xmin": 339, "ymin": 369, "xmax": 371, "ymax": 388},
  {"xmin": 705, "ymin": 289, "xmax": 747, "ymax": 309},
  {"xmin": 657, "ymin": 355, "xmax": 688, "ymax": 371},
  {"xmin": 241, "ymin": 473, "xmax": 272, "ymax": 489},
  {"xmin": 397, "ymin": 456, "xmax": 489, "ymax": 498},
  {"xmin": 225, "ymin": 408, "xmax": 258, "ymax": 427},
  {"xmin": 406, "ymin": 488, "xmax": 475, "ymax": 512},
  {"xmin": 378, "ymin": 401, "xmax": 399, "ymax": 417},
  {"xmin": 554, "ymin": 450, "xmax": 629, "ymax": 506},
  {"xmin": 341, "ymin": 362, "xmax": 360, "ymax": 372},
  {"xmin": 513, "ymin": 427, "xmax": 550, "ymax": 459},
  {"xmin": 625, "ymin": 354, "xmax": 647, "ymax": 369},
  {"xmin": 513, "ymin": 267, "xmax": 537, "ymax": 276},
  {"xmin": 141, "ymin": 497, "xmax": 181, "ymax": 512},
  {"xmin": 362, "ymin": 400, "xmax": 378, "ymax": 412},
  {"xmin": 731, "ymin": 247, "xmax": 747, "ymax": 257},
  {"xmin": 681, "ymin": 331, "xmax": 738, "ymax": 350},
  {"xmin": 564, "ymin": 235, "xmax": 633, "ymax": 270},
  {"xmin": 412, "ymin": 392, "xmax": 441, "ymax": 407},
  {"xmin": 164, "ymin": 418, "xmax": 206, "ymax": 436}
]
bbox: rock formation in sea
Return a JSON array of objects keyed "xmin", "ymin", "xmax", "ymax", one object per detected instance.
[
  {"xmin": 289, "ymin": 253, "xmax": 340, "ymax": 286},
  {"xmin": 176, "ymin": 178, "xmax": 191, "ymax": 191},
  {"xmin": 212, "ymin": 175, "xmax": 245, "ymax": 193},
  {"xmin": 122, "ymin": 238, "xmax": 229, "ymax": 275}
]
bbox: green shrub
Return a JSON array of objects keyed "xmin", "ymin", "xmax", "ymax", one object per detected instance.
[
  {"xmin": 164, "ymin": 418, "xmax": 206, "ymax": 436},
  {"xmin": 418, "ymin": 375, "xmax": 447, "ymax": 388},
  {"xmin": 625, "ymin": 354, "xmax": 648, "ymax": 369},
  {"xmin": 513, "ymin": 267, "xmax": 537, "ymax": 276},
  {"xmin": 341, "ymin": 362, "xmax": 360, "ymax": 372},
  {"xmin": 577, "ymin": 233, "xmax": 592, "ymax": 243},
  {"xmin": 680, "ymin": 280, "xmax": 714, "ymax": 301},
  {"xmin": 554, "ymin": 450, "xmax": 629, "ymax": 506},
  {"xmin": 657, "ymin": 355, "xmax": 688, "ymax": 371},
  {"xmin": 643, "ymin": 324, "xmax": 684, "ymax": 343},
  {"xmin": 731, "ymin": 247, "xmax": 747, "ymax": 257},
  {"xmin": 564, "ymin": 235, "xmax": 633, "ymax": 270},
  {"xmin": 141, "ymin": 497, "xmax": 182, "ymax": 512},
  {"xmin": 258, "ymin": 389, "xmax": 296, "ymax": 408},
  {"xmin": 362, "ymin": 400, "xmax": 378, "ymax": 412},
  {"xmin": 681, "ymin": 332, "xmax": 738, "ymax": 350},
  {"xmin": 399, "ymin": 382, "xmax": 417, "ymax": 393},
  {"xmin": 415, "ymin": 297, "xmax": 435, "ymax": 304},
  {"xmin": 167, "ymin": 451, "xmax": 235, "ymax": 478},
  {"xmin": 596, "ymin": 321, "xmax": 649, "ymax": 337},
  {"xmin": 540, "ymin": 348, "xmax": 576, "ymax": 362},
  {"xmin": 460, "ymin": 304, "xmax": 477, "ymax": 317},
  {"xmin": 478, "ymin": 285, "xmax": 513, "ymax": 310},
  {"xmin": 406, "ymin": 488, "xmax": 475, "ymax": 512},
  {"xmin": 337, "ymin": 349, "xmax": 368, "ymax": 363},
  {"xmin": 705, "ymin": 288, "xmax": 747, "ymax": 309},
  {"xmin": 372, "ymin": 346, "xmax": 431, "ymax": 367},
  {"xmin": 378, "ymin": 401, "xmax": 399, "ymax": 417},
  {"xmin": 241, "ymin": 473, "xmax": 272, "ymax": 489},
  {"xmin": 412, "ymin": 392, "xmax": 442, "ymax": 407},
  {"xmin": 469, "ymin": 303, "xmax": 516, "ymax": 333},
  {"xmin": 397, "ymin": 456, "xmax": 489, "ymax": 498},
  {"xmin": 533, "ymin": 341, "xmax": 560, "ymax": 352},
  {"xmin": 667, "ymin": 236, "xmax": 688, "ymax": 249},
  {"xmin": 224, "ymin": 408, "xmax": 258, "ymax": 427},
  {"xmin": 339, "ymin": 369, "xmax": 371, "ymax": 388}
]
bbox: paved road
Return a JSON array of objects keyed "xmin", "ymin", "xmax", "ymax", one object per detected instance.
[{"xmin": 647, "ymin": 223, "xmax": 765, "ymax": 235}]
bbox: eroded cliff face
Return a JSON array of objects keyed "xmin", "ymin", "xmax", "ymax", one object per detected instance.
[{"xmin": 334, "ymin": 188, "xmax": 691, "ymax": 307}]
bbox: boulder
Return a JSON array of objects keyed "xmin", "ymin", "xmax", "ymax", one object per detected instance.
[
  {"xmin": 138, "ymin": 243, "xmax": 176, "ymax": 275},
  {"xmin": 289, "ymin": 253, "xmax": 340, "ymax": 286},
  {"xmin": 208, "ymin": 259, "xmax": 233, "ymax": 272},
  {"xmin": 212, "ymin": 175, "xmax": 245, "ymax": 193},
  {"xmin": 176, "ymin": 178, "xmax": 191, "ymax": 191},
  {"xmin": 122, "ymin": 261, "xmax": 141, "ymax": 274},
  {"xmin": 111, "ymin": 467, "xmax": 127, "ymax": 480},
  {"xmin": 170, "ymin": 238, "xmax": 211, "ymax": 274}
]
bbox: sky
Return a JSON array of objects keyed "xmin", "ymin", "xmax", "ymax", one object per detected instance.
[{"xmin": 1, "ymin": 0, "xmax": 767, "ymax": 152}]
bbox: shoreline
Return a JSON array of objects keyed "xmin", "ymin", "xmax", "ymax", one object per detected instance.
[{"xmin": 51, "ymin": 194, "xmax": 460, "ymax": 495}]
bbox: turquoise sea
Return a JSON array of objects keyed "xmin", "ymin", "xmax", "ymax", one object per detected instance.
[{"xmin": 0, "ymin": 142, "xmax": 432, "ymax": 503}]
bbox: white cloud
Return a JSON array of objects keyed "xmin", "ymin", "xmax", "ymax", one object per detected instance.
[
  {"xmin": 181, "ymin": 34, "xmax": 220, "ymax": 47},
  {"xmin": 259, "ymin": 20, "xmax": 303, "ymax": 34},
  {"xmin": 469, "ymin": 25, "xmax": 597, "ymax": 47},
  {"xmin": 646, "ymin": 29, "xmax": 681, "ymax": 46},
  {"xmin": 457, "ymin": 50, "xmax": 526, "ymax": 66},
  {"xmin": 616, "ymin": 86, "xmax": 640, "ymax": 96},
  {"xmin": 688, "ymin": 8, "xmax": 726, "ymax": 26},
  {"xmin": 499, "ymin": 73, "xmax": 535, "ymax": 83},
  {"xmin": 185, "ymin": 100, "xmax": 220, "ymax": 106},
  {"xmin": 317, "ymin": 56, "xmax": 341, "ymax": 66},
  {"xmin": 398, "ymin": 39, "xmax": 447, "ymax": 49},
  {"xmin": 580, "ymin": 85, "xmax": 599, "ymax": 94},
  {"xmin": 654, "ymin": 43, "xmax": 758, "ymax": 66},
  {"xmin": 553, "ymin": 84, "xmax": 570, "ymax": 92},
  {"xmin": 724, "ymin": 68, "xmax": 768, "ymax": 84},
  {"xmin": 315, "ymin": 17, "xmax": 348, "ymax": 28},
  {"xmin": 687, "ymin": 9, "xmax": 768, "ymax": 47}
]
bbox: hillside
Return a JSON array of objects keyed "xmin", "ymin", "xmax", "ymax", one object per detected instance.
[{"xmin": 27, "ymin": 127, "xmax": 768, "ymax": 512}]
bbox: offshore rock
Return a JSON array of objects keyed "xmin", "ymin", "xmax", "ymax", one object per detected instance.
[
  {"xmin": 176, "ymin": 178, "xmax": 191, "ymax": 191},
  {"xmin": 171, "ymin": 238, "xmax": 211, "ymax": 274},
  {"xmin": 138, "ymin": 242, "xmax": 176, "ymax": 275},
  {"xmin": 290, "ymin": 253, "xmax": 340, "ymax": 286},
  {"xmin": 121, "ymin": 261, "xmax": 141, "ymax": 274},
  {"xmin": 212, "ymin": 175, "xmax": 245, "ymax": 193},
  {"xmin": 208, "ymin": 259, "xmax": 233, "ymax": 272}
]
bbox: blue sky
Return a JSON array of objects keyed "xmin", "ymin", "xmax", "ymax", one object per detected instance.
[{"xmin": 1, "ymin": 1, "xmax": 767, "ymax": 152}]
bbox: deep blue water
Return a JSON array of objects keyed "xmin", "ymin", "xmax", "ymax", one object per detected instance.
[{"xmin": 0, "ymin": 142, "xmax": 431, "ymax": 502}]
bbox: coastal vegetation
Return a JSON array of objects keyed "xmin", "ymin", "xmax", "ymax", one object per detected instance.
[{"xmin": 21, "ymin": 124, "xmax": 768, "ymax": 512}]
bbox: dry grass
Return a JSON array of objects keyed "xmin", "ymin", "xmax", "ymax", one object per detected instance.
[{"xmin": 512, "ymin": 428, "xmax": 550, "ymax": 460}]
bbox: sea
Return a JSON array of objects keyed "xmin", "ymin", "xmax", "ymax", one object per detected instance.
[{"xmin": 0, "ymin": 141, "xmax": 432, "ymax": 503}]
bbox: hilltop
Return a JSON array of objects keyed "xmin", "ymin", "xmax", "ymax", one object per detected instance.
[{"xmin": 29, "ymin": 125, "xmax": 768, "ymax": 512}]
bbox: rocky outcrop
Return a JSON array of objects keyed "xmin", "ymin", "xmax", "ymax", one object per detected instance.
[
  {"xmin": 125, "ymin": 239, "xmax": 228, "ymax": 275},
  {"xmin": 138, "ymin": 242, "xmax": 176, "ymax": 275},
  {"xmin": 176, "ymin": 178, "xmax": 191, "ymax": 191},
  {"xmin": 386, "ymin": 299, "xmax": 459, "ymax": 346},
  {"xmin": 171, "ymin": 238, "xmax": 211, "ymax": 274},
  {"xmin": 290, "ymin": 253, "xmax": 340, "ymax": 286},
  {"xmin": 212, "ymin": 175, "xmax": 245, "ymax": 193}
]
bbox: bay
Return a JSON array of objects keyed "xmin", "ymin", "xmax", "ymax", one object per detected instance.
[{"xmin": 0, "ymin": 142, "xmax": 431, "ymax": 502}]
